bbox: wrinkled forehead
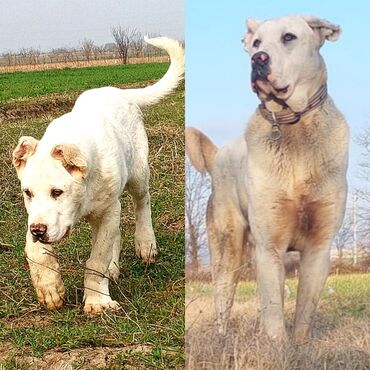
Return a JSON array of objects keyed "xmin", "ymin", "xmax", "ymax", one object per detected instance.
[
  {"xmin": 255, "ymin": 16, "xmax": 312, "ymax": 39},
  {"xmin": 21, "ymin": 154, "xmax": 70, "ymax": 189}
]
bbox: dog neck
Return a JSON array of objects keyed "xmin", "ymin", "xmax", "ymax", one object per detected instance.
[{"xmin": 258, "ymin": 84, "xmax": 328, "ymax": 140}]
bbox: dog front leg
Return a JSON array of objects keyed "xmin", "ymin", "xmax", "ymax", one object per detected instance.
[
  {"xmin": 256, "ymin": 244, "xmax": 287, "ymax": 340},
  {"xmin": 25, "ymin": 232, "xmax": 65, "ymax": 309},
  {"xmin": 84, "ymin": 201, "xmax": 121, "ymax": 314},
  {"xmin": 293, "ymin": 246, "xmax": 330, "ymax": 342}
]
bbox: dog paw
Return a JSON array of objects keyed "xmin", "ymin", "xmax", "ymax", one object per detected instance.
[
  {"xmin": 83, "ymin": 299, "xmax": 121, "ymax": 314},
  {"xmin": 35, "ymin": 282, "xmax": 65, "ymax": 309},
  {"xmin": 135, "ymin": 236, "xmax": 157, "ymax": 263}
]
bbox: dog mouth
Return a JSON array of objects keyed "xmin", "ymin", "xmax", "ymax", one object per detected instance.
[
  {"xmin": 253, "ymin": 79, "xmax": 292, "ymax": 100},
  {"xmin": 274, "ymin": 85, "xmax": 290, "ymax": 95},
  {"xmin": 32, "ymin": 226, "xmax": 71, "ymax": 244},
  {"xmin": 33, "ymin": 236, "xmax": 52, "ymax": 244}
]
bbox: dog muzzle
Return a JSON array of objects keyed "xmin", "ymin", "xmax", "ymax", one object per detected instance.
[{"xmin": 251, "ymin": 51, "xmax": 270, "ymax": 92}]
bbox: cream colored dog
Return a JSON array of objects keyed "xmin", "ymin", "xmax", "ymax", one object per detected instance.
[
  {"xmin": 186, "ymin": 15, "xmax": 348, "ymax": 342},
  {"xmin": 13, "ymin": 37, "xmax": 184, "ymax": 314}
]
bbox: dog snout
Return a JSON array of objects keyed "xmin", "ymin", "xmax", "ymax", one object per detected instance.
[
  {"xmin": 30, "ymin": 223, "xmax": 47, "ymax": 237},
  {"xmin": 252, "ymin": 51, "xmax": 270, "ymax": 66},
  {"xmin": 251, "ymin": 51, "xmax": 271, "ymax": 86},
  {"xmin": 251, "ymin": 51, "xmax": 271, "ymax": 93}
]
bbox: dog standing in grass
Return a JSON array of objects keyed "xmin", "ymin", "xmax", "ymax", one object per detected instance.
[
  {"xmin": 12, "ymin": 37, "xmax": 184, "ymax": 314},
  {"xmin": 186, "ymin": 15, "xmax": 348, "ymax": 342}
]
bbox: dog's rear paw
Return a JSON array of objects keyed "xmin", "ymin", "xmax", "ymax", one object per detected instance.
[
  {"xmin": 135, "ymin": 236, "xmax": 157, "ymax": 263},
  {"xmin": 35, "ymin": 281, "xmax": 65, "ymax": 309},
  {"xmin": 83, "ymin": 299, "xmax": 121, "ymax": 314}
]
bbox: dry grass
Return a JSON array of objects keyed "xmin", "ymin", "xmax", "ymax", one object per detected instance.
[
  {"xmin": 0, "ymin": 55, "xmax": 168, "ymax": 73},
  {"xmin": 0, "ymin": 343, "xmax": 152, "ymax": 369},
  {"xmin": 186, "ymin": 275, "xmax": 370, "ymax": 370}
]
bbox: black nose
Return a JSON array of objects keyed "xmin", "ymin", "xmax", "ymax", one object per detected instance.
[
  {"xmin": 252, "ymin": 51, "xmax": 270, "ymax": 66},
  {"xmin": 251, "ymin": 51, "xmax": 270, "ymax": 87},
  {"xmin": 30, "ymin": 223, "xmax": 47, "ymax": 237}
]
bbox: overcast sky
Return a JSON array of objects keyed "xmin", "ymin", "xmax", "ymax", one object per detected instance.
[{"xmin": 0, "ymin": 0, "xmax": 184, "ymax": 53}]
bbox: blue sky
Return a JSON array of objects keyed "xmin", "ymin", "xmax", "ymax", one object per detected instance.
[{"xmin": 186, "ymin": 1, "xmax": 370, "ymax": 192}]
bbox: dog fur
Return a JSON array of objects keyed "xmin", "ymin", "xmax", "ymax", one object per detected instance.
[
  {"xmin": 186, "ymin": 15, "xmax": 348, "ymax": 342},
  {"xmin": 13, "ymin": 37, "xmax": 184, "ymax": 313}
]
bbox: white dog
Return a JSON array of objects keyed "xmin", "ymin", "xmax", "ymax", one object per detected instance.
[
  {"xmin": 186, "ymin": 15, "xmax": 348, "ymax": 343},
  {"xmin": 12, "ymin": 37, "xmax": 184, "ymax": 314}
]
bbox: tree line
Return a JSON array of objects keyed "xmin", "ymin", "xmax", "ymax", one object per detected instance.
[{"xmin": 0, "ymin": 27, "xmax": 165, "ymax": 67}]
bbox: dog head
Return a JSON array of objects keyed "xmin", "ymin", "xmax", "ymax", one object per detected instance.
[
  {"xmin": 13, "ymin": 137, "xmax": 87, "ymax": 244},
  {"xmin": 243, "ymin": 15, "xmax": 341, "ymax": 112}
]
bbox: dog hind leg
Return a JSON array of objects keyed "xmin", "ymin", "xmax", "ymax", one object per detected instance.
[
  {"xmin": 127, "ymin": 163, "xmax": 157, "ymax": 264},
  {"xmin": 207, "ymin": 198, "xmax": 245, "ymax": 336}
]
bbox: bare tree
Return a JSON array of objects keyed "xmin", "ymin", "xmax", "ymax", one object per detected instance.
[
  {"xmin": 333, "ymin": 210, "xmax": 352, "ymax": 259},
  {"xmin": 18, "ymin": 47, "xmax": 41, "ymax": 65},
  {"xmin": 185, "ymin": 158, "xmax": 211, "ymax": 273},
  {"xmin": 131, "ymin": 31, "xmax": 144, "ymax": 58},
  {"xmin": 80, "ymin": 39, "xmax": 95, "ymax": 62},
  {"xmin": 111, "ymin": 26, "xmax": 139, "ymax": 64},
  {"xmin": 93, "ymin": 45, "xmax": 105, "ymax": 61},
  {"xmin": 1, "ymin": 51, "xmax": 15, "ymax": 66},
  {"xmin": 356, "ymin": 129, "xmax": 370, "ymax": 248}
]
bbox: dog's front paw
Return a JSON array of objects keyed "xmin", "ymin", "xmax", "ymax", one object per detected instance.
[
  {"xmin": 35, "ymin": 281, "xmax": 65, "ymax": 309},
  {"xmin": 135, "ymin": 235, "xmax": 157, "ymax": 263},
  {"xmin": 83, "ymin": 299, "xmax": 121, "ymax": 314}
]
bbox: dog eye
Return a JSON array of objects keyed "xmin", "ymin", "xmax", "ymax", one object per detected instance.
[
  {"xmin": 252, "ymin": 39, "xmax": 261, "ymax": 48},
  {"xmin": 282, "ymin": 33, "xmax": 297, "ymax": 43},
  {"xmin": 24, "ymin": 189, "xmax": 33, "ymax": 198},
  {"xmin": 51, "ymin": 189, "xmax": 64, "ymax": 198}
]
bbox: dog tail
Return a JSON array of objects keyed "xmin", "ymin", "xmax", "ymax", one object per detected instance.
[
  {"xmin": 185, "ymin": 127, "xmax": 218, "ymax": 173},
  {"xmin": 126, "ymin": 37, "xmax": 184, "ymax": 107}
]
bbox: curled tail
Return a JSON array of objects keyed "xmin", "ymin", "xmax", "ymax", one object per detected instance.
[{"xmin": 127, "ymin": 36, "xmax": 184, "ymax": 107}]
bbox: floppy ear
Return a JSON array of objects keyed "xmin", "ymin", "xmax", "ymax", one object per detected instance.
[
  {"xmin": 12, "ymin": 136, "xmax": 39, "ymax": 178},
  {"xmin": 185, "ymin": 127, "xmax": 218, "ymax": 174},
  {"xmin": 303, "ymin": 16, "xmax": 341, "ymax": 46},
  {"xmin": 51, "ymin": 144, "xmax": 87, "ymax": 181},
  {"xmin": 243, "ymin": 18, "xmax": 262, "ymax": 52}
]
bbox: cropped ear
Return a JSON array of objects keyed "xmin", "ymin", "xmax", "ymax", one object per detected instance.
[
  {"xmin": 303, "ymin": 16, "xmax": 341, "ymax": 46},
  {"xmin": 243, "ymin": 18, "xmax": 262, "ymax": 52},
  {"xmin": 12, "ymin": 136, "xmax": 39, "ymax": 178},
  {"xmin": 185, "ymin": 127, "xmax": 218, "ymax": 174},
  {"xmin": 51, "ymin": 144, "xmax": 87, "ymax": 182}
]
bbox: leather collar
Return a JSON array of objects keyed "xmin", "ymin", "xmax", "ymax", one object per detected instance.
[{"xmin": 258, "ymin": 84, "xmax": 328, "ymax": 125}]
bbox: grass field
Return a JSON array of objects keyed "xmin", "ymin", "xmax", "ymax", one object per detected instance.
[
  {"xmin": 0, "ymin": 62, "xmax": 169, "ymax": 101},
  {"xmin": 186, "ymin": 274, "xmax": 370, "ymax": 369},
  {"xmin": 0, "ymin": 63, "xmax": 184, "ymax": 369}
]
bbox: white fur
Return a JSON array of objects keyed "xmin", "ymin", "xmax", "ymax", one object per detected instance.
[
  {"xmin": 13, "ymin": 37, "xmax": 184, "ymax": 313},
  {"xmin": 187, "ymin": 15, "xmax": 348, "ymax": 343}
]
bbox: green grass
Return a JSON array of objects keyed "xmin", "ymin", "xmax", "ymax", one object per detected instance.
[
  {"xmin": 0, "ymin": 64, "xmax": 184, "ymax": 369},
  {"xmin": 0, "ymin": 62, "xmax": 169, "ymax": 101},
  {"xmin": 186, "ymin": 273, "xmax": 370, "ymax": 321}
]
